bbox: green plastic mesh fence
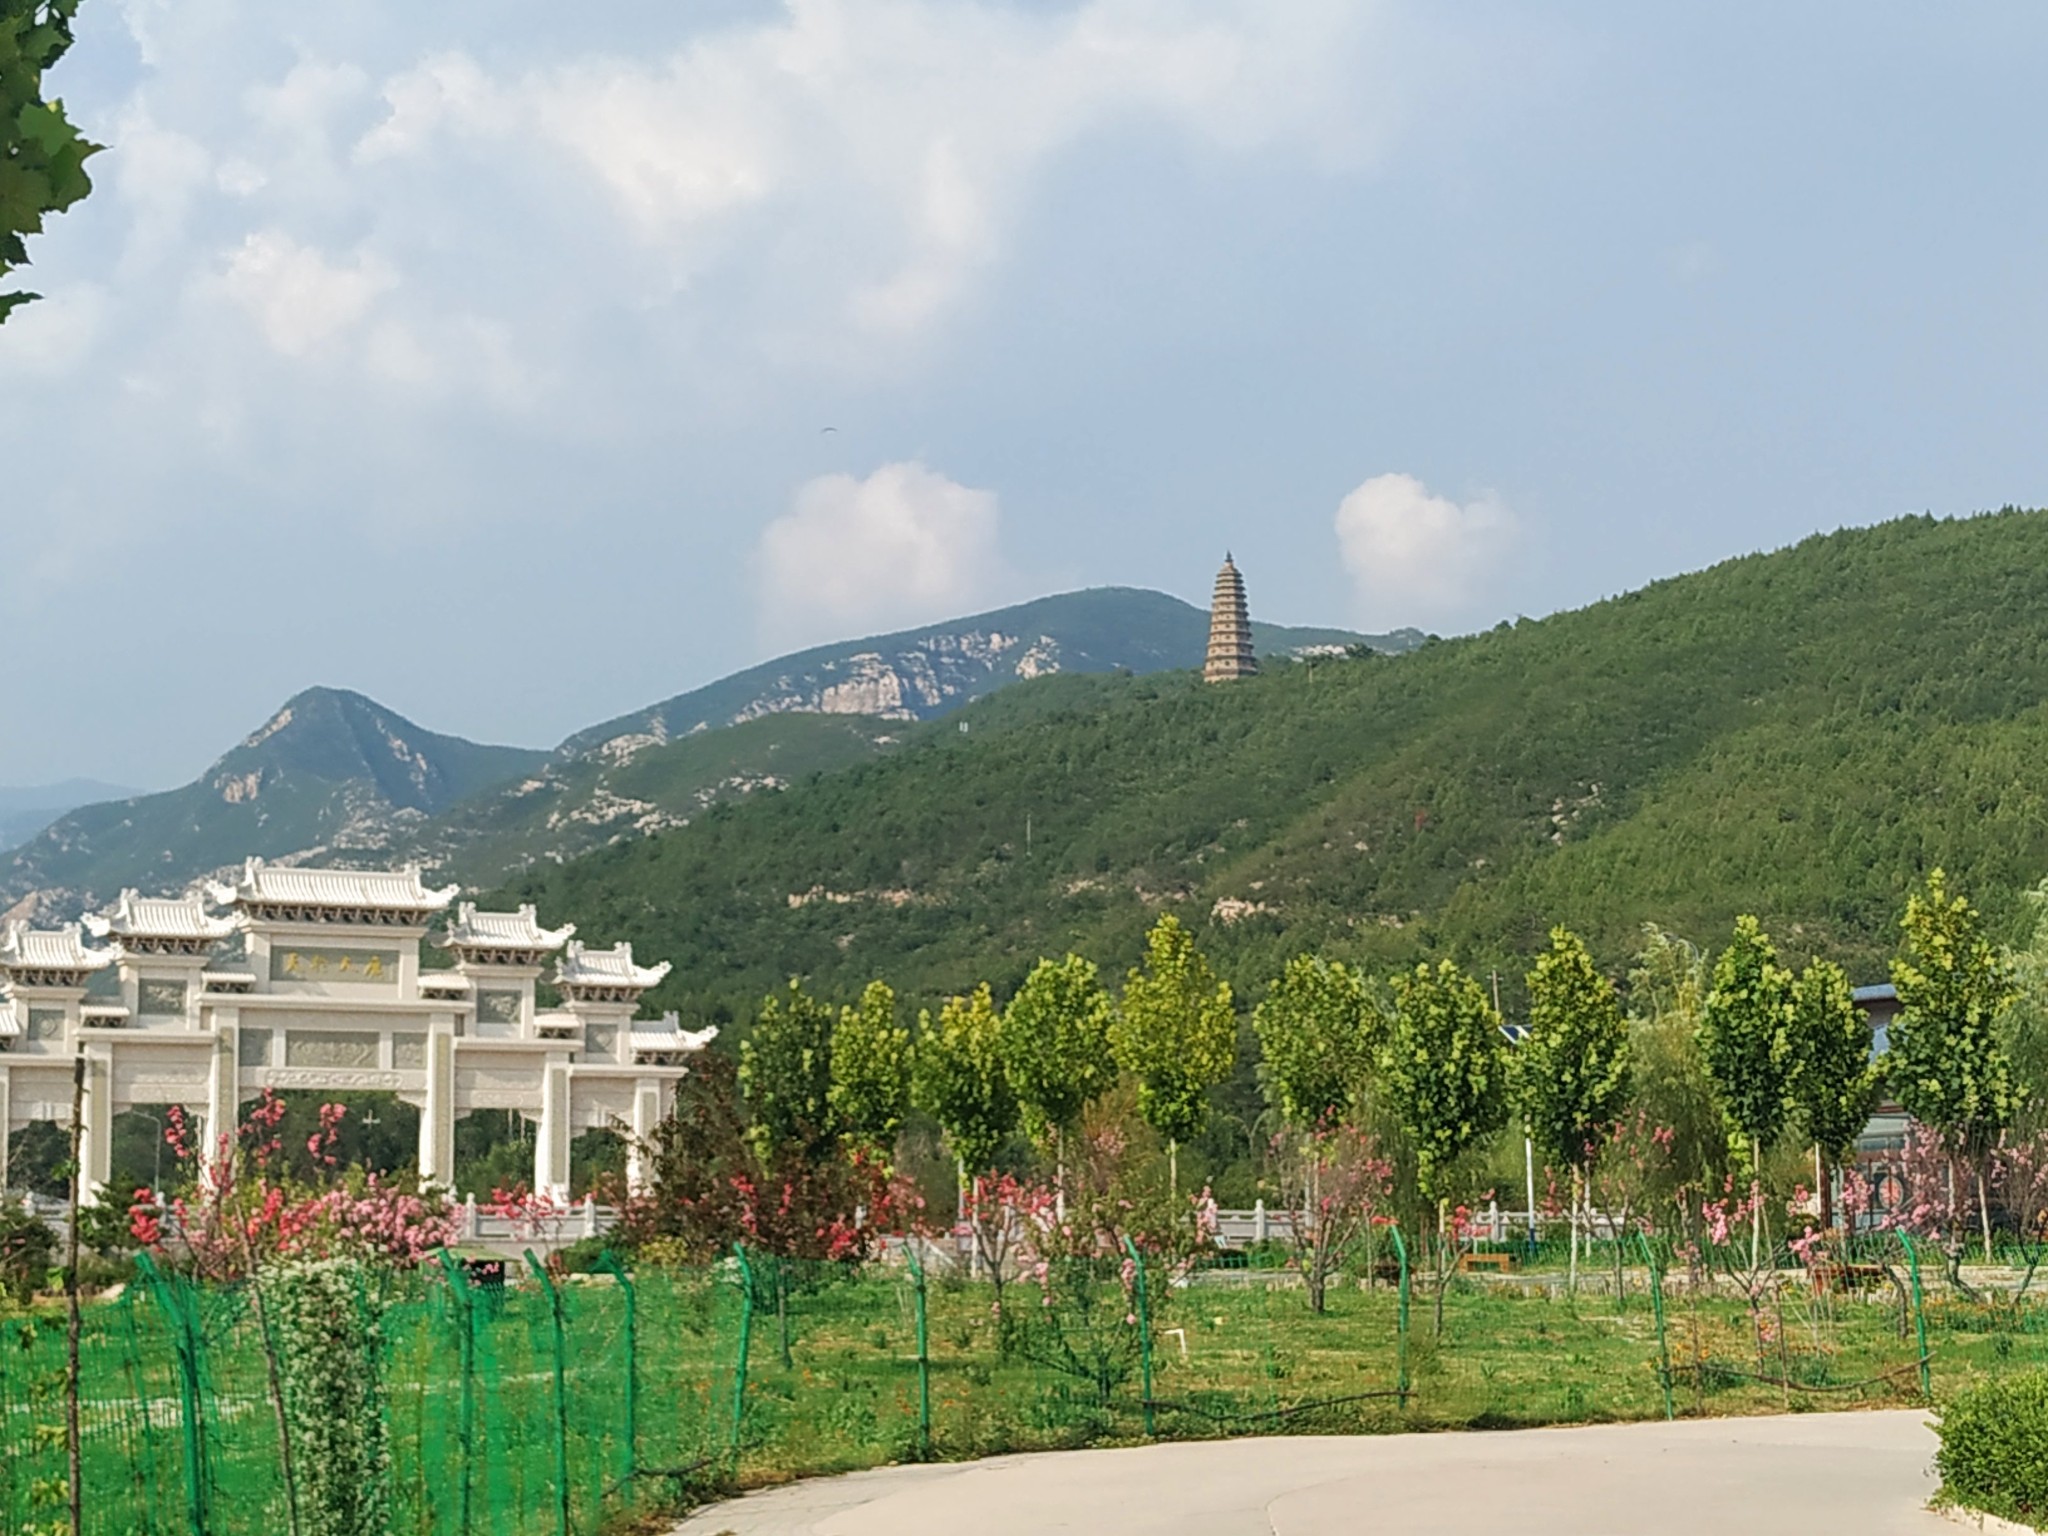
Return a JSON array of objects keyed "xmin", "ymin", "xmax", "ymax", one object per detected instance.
[{"xmin": 23, "ymin": 1231, "xmax": 2048, "ymax": 1535}]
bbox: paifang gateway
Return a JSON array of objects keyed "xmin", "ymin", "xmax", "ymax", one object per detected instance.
[{"xmin": 0, "ymin": 860, "xmax": 712, "ymax": 1202}]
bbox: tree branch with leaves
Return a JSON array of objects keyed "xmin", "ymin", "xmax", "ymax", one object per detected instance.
[{"xmin": 2, "ymin": 0, "xmax": 101, "ymax": 322}]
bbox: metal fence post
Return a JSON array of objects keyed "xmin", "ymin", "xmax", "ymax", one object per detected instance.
[
  {"xmin": 524, "ymin": 1252, "xmax": 572, "ymax": 1536},
  {"xmin": 1389, "ymin": 1226, "xmax": 1411, "ymax": 1408},
  {"xmin": 136, "ymin": 1253, "xmax": 209, "ymax": 1536},
  {"xmin": 1898, "ymin": 1232, "xmax": 1932, "ymax": 1400},
  {"xmin": 1637, "ymin": 1232, "xmax": 1674, "ymax": 1421},
  {"xmin": 905, "ymin": 1246, "xmax": 932, "ymax": 1460},
  {"xmin": 1123, "ymin": 1237, "xmax": 1155, "ymax": 1436},
  {"xmin": 597, "ymin": 1253, "xmax": 637, "ymax": 1504},
  {"xmin": 728, "ymin": 1244, "xmax": 756, "ymax": 1470}
]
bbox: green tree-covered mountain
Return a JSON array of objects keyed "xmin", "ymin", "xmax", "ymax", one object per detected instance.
[
  {"xmin": 3, "ymin": 587, "xmax": 1389, "ymax": 908},
  {"xmin": 0, "ymin": 689, "xmax": 544, "ymax": 911},
  {"xmin": 408, "ymin": 714, "xmax": 902, "ymax": 886},
  {"xmin": 560, "ymin": 587, "xmax": 1403, "ymax": 757},
  {"xmin": 416, "ymin": 587, "xmax": 1397, "ymax": 886},
  {"xmin": 500, "ymin": 510, "xmax": 2048, "ymax": 1028}
]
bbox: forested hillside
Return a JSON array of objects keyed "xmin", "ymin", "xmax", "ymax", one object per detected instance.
[{"xmin": 501, "ymin": 510, "xmax": 2048, "ymax": 1029}]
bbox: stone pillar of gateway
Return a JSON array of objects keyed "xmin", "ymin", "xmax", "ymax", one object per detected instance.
[{"xmin": 0, "ymin": 860, "xmax": 711, "ymax": 1205}]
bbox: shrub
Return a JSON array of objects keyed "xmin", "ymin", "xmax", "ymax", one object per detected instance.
[
  {"xmin": 0, "ymin": 1202, "xmax": 56, "ymax": 1305},
  {"xmin": 266, "ymin": 1258, "xmax": 391, "ymax": 1536},
  {"xmin": 1937, "ymin": 1370, "xmax": 2048, "ymax": 1530}
]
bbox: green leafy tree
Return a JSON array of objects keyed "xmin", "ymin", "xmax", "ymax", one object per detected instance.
[
  {"xmin": 1626, "ymin": 925, "xmax": 1726, "ymax": 1192},
  {"xmin": 912, "ymin": 984, "xmax": 1016, "ymax": 1179},
  {"xmin": 1514, "ymin": 927, "xmax": 1630, "ymax": 1290},
  {"xmin": 1001, "ymin": 954, "xmax": 1117, "ymax": 1194},
  {"xmin": 1891, "ymin": 868, "xmax": 2023, "ymax": 1260},
  {"xmin": 1251, "ymin": 954, "xmax": 1377, "ymax": 1130},
  {"xmin": 1787, "ymin": 957, "xmax": 1884, "ymax": 1231},
  {"xmin": 1699, "ymin": 915, "xmax": 1794, "ymax": 1262},
  {"xmin": 1379, "ymin": 958, "xmax": 1507, "ymax": 1333},
  {"xmin": 2, "ymin": 0, "xmax": 102, "ymax": 322},
  {"xmin": 1109, "ymin": 914, "xmax": 1236, "ymax": 1194},
  {"xmin": 828, "ymin": 979, "xmax": 912, "ymax": 1162},
  {"xmin": 739, "ymin": 979, "xmax": 838, "ymax": 1163},
  {"xmin": 1381, "ymin": 959, "xmax": 1509, "ymax": 1199}
]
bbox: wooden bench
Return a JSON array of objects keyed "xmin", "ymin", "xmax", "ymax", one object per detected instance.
[{"xmin": 1460, "ymin": 1251, "xmax": 1516, "ymax": 1274}]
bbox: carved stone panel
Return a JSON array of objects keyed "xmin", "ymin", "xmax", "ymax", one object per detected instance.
[
  {"xmin": 260, "ymin": 1068, "xmax": 408, "ymax": 1091},
  {"xmin": 284, "ymin": 1031, "xmax": 380, "ymax": 1069},
  {"xmin": 477, "ymin": 990, "xmax": 522, "ymax": 1026},
  {"xmin": 138, "ymin": 979, "xmax": 189, "ymax": 1017}
]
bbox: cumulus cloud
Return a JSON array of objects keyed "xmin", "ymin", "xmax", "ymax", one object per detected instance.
[
  {"xmin": 1334, "ymin": 472, "xmax": 1515, "ymax": 630},
  {"xmin": 756, "ymin": 461, "xmax": 1003, "ymax": 647},
  {"xmin": 349, "ymin": 0, "xmax": 1397, "ymax": 345},
  {"xmin": 221, "ymin": 230, "xmax": 395, "ymax": 355}
]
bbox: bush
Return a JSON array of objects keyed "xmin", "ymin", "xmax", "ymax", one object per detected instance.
[
  {"xmin": 0, "ymin": 1203, "xmax": 56, "ymax": 1305},
  {"xmin": 266, "ymin": 1258, "xmax": 391, "ymax": 1536},
  {"xmin": 1937, "ymin": 1371, "xmax": 2048, "ymax": 1530}
]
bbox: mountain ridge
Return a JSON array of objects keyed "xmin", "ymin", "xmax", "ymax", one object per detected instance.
[
  {"xmin": 4, "ymin": 587, "xmax": 1401, "ymax": 909},
  {"xmin": 561, "ymin": 587, "xmax": 1409, "ymax": 758},
  {"xmin": 0, "ymin": 688, "xmax": 545, "ymax": 913},
  {"xmin": 492, "ymin": 509, "xmax": 2048, "ymax": 1029}
]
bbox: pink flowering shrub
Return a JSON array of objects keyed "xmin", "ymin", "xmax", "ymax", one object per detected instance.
[{"xmin": 130, "ymin": 1089, "xmax": 455, "ymax": 1279}]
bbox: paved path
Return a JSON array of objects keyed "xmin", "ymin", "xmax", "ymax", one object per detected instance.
[{"xmin": 671, "ymin": 1411, "xmax": 1951, "ymax": 1535}]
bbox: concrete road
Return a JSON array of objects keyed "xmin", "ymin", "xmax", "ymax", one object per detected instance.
[{"xmin": 671, "ymin": 1411, "xmax": 1952, "ymax": 1535}]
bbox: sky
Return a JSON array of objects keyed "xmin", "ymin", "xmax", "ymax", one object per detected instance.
[{"xmin": 4, "ymin": 1, "xmax": 2047, "ymax": 789}]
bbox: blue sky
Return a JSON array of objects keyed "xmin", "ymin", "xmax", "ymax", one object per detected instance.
[{"xmin": 4, "ymin": 2, "xmax": 2046, "ymax": 787}]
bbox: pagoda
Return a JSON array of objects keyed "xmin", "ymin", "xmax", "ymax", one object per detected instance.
[{"xmin": 1203, "ymin": 553, "xmax": 1257, "ymax": 682}]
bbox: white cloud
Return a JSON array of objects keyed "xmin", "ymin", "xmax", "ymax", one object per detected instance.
[
  {"xmin": 351, "ymin": 0, "xmax": 1398, "ymax": 343},
  {"xmin": 756, "ymin": 461, "xmax": 1003, "ymax": 646},
  {"xmin": 0, "ymin": 285, "xmax": 108, "ymax": 375},
  {"xmin": 1334, "ymin": 472, "xmax": 1515, "ymax": 630},
  {"xmin": 221, "ymin": 230, "xmax": 395, "ymax": 355}
]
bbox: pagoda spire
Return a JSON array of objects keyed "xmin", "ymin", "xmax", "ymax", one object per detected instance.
[{"xmin": 1204, "ymin": 554, "xmax": 1257, "ymax": 682}]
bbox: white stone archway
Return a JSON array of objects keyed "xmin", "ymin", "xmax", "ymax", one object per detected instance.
[{"xmin": 0, "ymin": 862, "xmax": 712, "ymax": 1204}]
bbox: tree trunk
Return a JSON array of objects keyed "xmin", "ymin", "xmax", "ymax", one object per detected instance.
[
  {"xmin": 1948, "ymin": 1157, "xmax": 1961, "ymax": 1256},
  {"xmin": 1750, "ymin": 1136, "xmax": 1763, "ymax": 1271},
  {"xmin": 1434, "ymin": 1198, "xmax": 1449, "ymax": 1338},
  {"xmin": 1054, "ymin": 1127, "xmax": 1067, "ymax": 1224},
  {"xmin": 1819, "ymin": 1148, "xmax": 1836, "ymax": 1233},
  {"xmin": 1169, "ymin": 1139, "xmax": 1179, "ymax": 1201},
  {"xmin": 1567, "ymin": 1166, "xmax": 1580, "ymax": 1298},
  {"xmin": 1978, "ymin": 1161, "xmax": 1995, "ymax": 1267}
]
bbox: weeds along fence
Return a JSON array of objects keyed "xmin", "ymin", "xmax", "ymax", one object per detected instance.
[{"xmin": 13, "ymin": 1231, "xmax": 2048, "ymax": 1535}]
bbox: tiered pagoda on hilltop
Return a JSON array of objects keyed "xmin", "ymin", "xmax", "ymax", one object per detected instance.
[{"xmin": 1204, "ymin": 553, "xmax": 1257, "ymax": 682}]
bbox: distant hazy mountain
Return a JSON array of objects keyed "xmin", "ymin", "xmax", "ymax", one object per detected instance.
[
  {"xmin": 0, "ymin": 781, "xmax": 143, "ymax": 854},
  {"xmin": 0, "ymin": 689, "xmax": 544, "ymax": 912},
  {"xmin": 1, "ymin": 588, "xmax": 1410, "ymax": 910},
  {"xmin": 563, "ymin": 587, "xmax": 1414, "ymax": 760}
]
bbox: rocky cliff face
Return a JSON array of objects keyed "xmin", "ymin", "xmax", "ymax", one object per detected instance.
[{"xmin": 564, "ymin": 587, "xmax": 1403, "ymax": 764}]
